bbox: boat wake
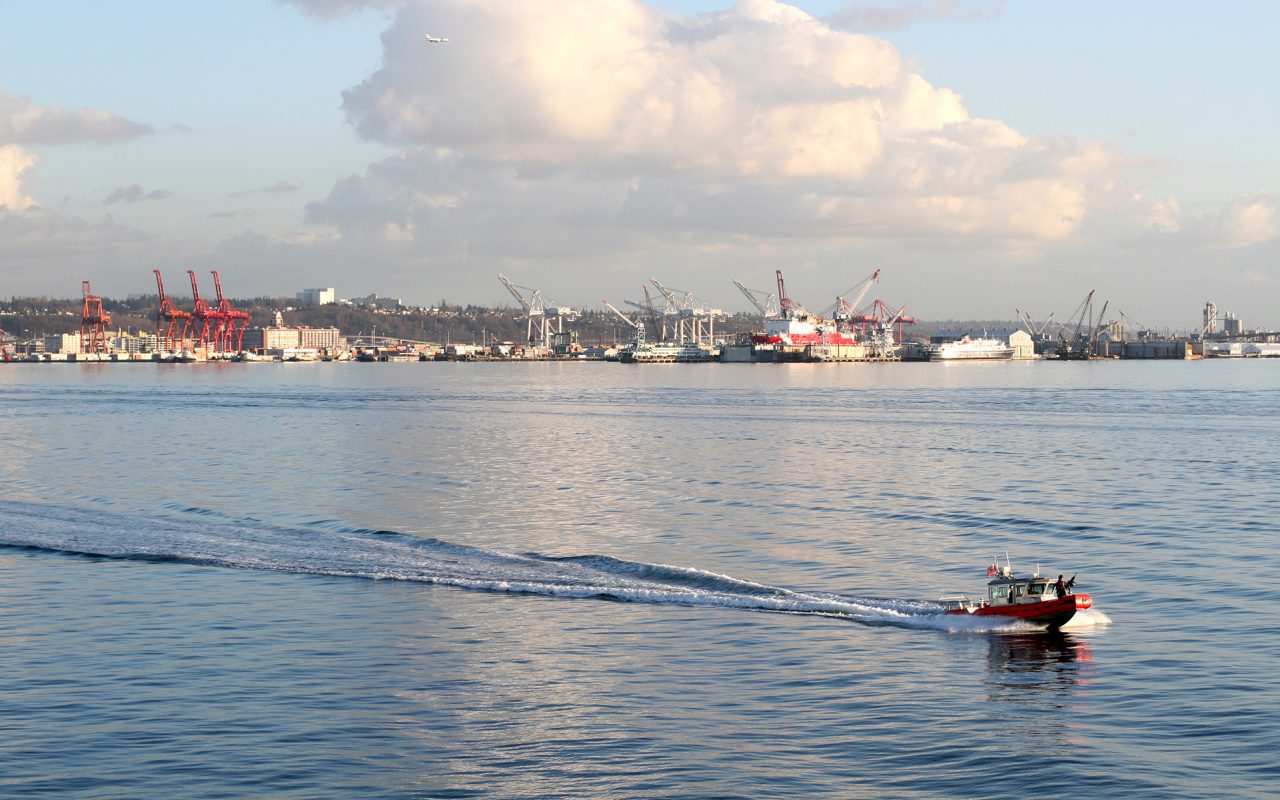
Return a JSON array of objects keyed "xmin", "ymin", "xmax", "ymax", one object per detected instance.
[{"xmin": 0, "ymin": 500, "xmax": 1098, "ymax": 633}]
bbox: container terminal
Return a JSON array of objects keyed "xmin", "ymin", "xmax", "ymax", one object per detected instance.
[{"xmin": 2, "ymin": 270, "xmax": 1277, "ymax": 364}]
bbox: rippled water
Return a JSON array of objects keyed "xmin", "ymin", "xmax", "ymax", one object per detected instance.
[{"xmin": 1, "ymin": 361, "xmax": 1277, "ymax": 798}]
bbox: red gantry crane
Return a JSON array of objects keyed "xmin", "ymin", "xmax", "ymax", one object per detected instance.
[
  {"xmin": 775, "ymin": 270, "xmax": 810, "ymax": 318},
  {"xmin": 822, "ymin": 268, "xmax": 881, "ymax": 331},
  {"xmin": 187, "ymin": 269, "xmax": 225, "ymax": 351},
  {"xmin": 865, "ymin": 297, "xmax": 916, "ymax": 344},
  {"xmin": 80, "ymin": 280, "xmax": 112, "ymax": 354},
  {"xmin": 153, "ymin": 269, "xmax": 191, "ymax": 353},
  {"xmin": 210, "ymin": 270, "xmax": 250, "ymax": 352}
]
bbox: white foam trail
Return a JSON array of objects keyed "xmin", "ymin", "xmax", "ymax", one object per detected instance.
[{"xmin": 0, "ymin": 501, "xmax": 1090, "ymax": 634}]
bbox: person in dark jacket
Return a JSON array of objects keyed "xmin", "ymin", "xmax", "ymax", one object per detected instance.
[{"xmin": 1055, "ymin": 575, "xmax": 1069, "ymax": 598}]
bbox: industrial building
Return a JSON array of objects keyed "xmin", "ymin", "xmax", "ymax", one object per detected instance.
[{"xmin": 242, "ymin": 325, "xmax": 342, "ymax": 353}]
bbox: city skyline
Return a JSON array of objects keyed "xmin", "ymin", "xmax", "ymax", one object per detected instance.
[{"xmin": 2, "ymin": 0, "xmax": 1276, "ymax": 328}]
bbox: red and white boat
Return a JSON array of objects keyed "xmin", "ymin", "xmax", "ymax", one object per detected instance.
[{"xmin": 941, "ymin": 558, "xmax": 1092, "ymax": 629}]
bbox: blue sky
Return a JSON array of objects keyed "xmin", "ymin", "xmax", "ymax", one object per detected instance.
[{"xmin": 2, "ymin": 1, "xmax": 1276, "ymax": 328}]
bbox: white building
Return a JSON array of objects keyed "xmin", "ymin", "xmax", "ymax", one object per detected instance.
[
  {"xmin": 296, "ymin": 287, "xmax": 336, "ymax": 305},
  {"xmin": 242, "ymin": 325, "xmax": 342, "ymax": 352},
  {"xmin": 111, "ymin": 333, "xmax": 160, "ymax": 353},
  {"xmin": 43, "ymin": 333, "xmax": 82, "ymax": 354},
  {"xmin": 1008, "ymin": 330, "xmax": 1035, "ymax": 359}
]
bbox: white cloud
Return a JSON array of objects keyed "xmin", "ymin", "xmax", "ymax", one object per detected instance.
[
  {"xmin": 0, "ymin": 93, "xmax": 156, "ymax": 281},
  {"xmin": 307, "ymin": 0, "xmax": 1129, "ymax": 252},
  {"xmin": 0, "ymin": 144, "xmax": 37, "ymax": 211},
  {"xmin": 1125, "ymin": 190, "xmax": 1277, "ymax": 251},
  {"xmin": 1212, "ymin": 192, "xmax": 1278, "ymax": 249},
  {"xmin": 0, "ymin": 91, "xmax": 151, "ymax": 145}
]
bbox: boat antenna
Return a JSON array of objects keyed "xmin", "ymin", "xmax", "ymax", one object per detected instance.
[{"xmin": 1004, "ymin": 550, "xmax": 1012, "ymax": 576}]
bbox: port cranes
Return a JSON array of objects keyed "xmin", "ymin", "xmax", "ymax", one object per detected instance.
[
  {"xmin": 602, "ymin": 300, "xmax": 645, "ymax": 348},
  {"xmin": 497, "ymin": 273, "xmax": 579, "ymax": 350},
  {"xmin": 210, "ymin": 270, "xmax": 250, "ymax": 352},
  {"xmin": 79, "ymin": 280, "xmax": 112, "ymax": 354},
  {"xmin": 648, "ymin": 276, "xmax": 722, "ymax": 346},
  {"xmin": 821, "ymin": 268, "xmax": 881, "ymax": 330},
  {"xmin": 863, "ymin": 298, "xmax": 917, "ymax": 343},
  {"xmin": 732, "ymin": 279, "xmax": 782, "ymax": 321},
  {"xmin": 867, "ymin": 303, "xmax": 910, "ymax": 358},
  {"xmin": 1016, "ymin": 309, "xmax": 1057, "ymax": 338},
  {"xmin": 153, "ymin": 269, "xmax": 191, "ymax": 353},
  {"xmin": 623, "ymin": 285, "xmax": 665, "ymax": 342},
  {"xmin": 187, "ymin": 269, "xmax": 225, "ymax": 351},
  {"xmin": 1058, "ymin": 290, "xmax": 1112, "ymax": 359},
  {"xmin": 775, "ymin": 270, "xmax": 810, "ymax": 318}
]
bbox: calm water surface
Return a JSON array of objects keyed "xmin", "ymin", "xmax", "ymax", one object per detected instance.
[{"xmin": 1, "ymin": 361, "xmax": 1277, "ymax": 799}]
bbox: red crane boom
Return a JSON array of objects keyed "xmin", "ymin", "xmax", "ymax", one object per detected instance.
[
  {"xmin": 211, "ymin": 270, "xmax": 250, "ymax": 352},
  {"xmin": 775, "ymin": 270, "xmax": 809, "ymax": 317},
  {"xmin": 867, "ymin": 298, "xmax": 917, "ymax": 342},
  {"xmin": 154, "ymin": 269, "xmax": 191, "ymax": 353},
  {"xmin": 187, "ymin": 269, "xmax": 225, "ymax": 351}
]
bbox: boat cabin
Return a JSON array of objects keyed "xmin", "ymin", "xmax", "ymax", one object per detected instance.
[
  {"xmin": 987, "ymin": 575, "xmax": 1055, "ymax": 605},
  {"xmin": 940, "ymin": 571, "xmax": 1067, "ymax": 612}
]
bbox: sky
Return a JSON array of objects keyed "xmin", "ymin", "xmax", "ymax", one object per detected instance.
[{"xmin": 1, "ymin": 0, "xmax": 1277, "ymax": 328}]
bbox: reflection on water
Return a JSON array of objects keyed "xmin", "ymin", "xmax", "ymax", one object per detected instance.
[{"xmin": 987, "ymin": 630, "xmax": 1094, "ymax": 701}]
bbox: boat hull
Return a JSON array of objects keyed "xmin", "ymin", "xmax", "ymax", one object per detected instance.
[{"xmin": 946, "ymin": 593, "xmax": 1092, "ymax": 629}]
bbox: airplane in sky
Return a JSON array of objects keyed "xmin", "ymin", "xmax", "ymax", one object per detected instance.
[{"xmin": 424, "ymin": 34, "xmax": 449, "ymax": 43}]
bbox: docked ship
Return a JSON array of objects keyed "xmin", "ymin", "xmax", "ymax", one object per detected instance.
[
  {"xmin": 619, "ymin": 342, "xmax": 718, "ymax": 364},
  {"xmin": 748, "ymin": 270, "xmax": 865, "ymax": 348},
  {"xmin": 925, "ymin": 335, "xmax": 1014, "ymax": 361},
  {"xmin": 750, "ymin": 316, "xmax": 858, "ymax": 348}
]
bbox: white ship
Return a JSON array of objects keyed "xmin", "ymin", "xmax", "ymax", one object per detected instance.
[
  {"xmin": 925, "ymin": 335, "xmax": 1014, "ymax": 361},
  {"xmin": 619, "ymin": 342, "xmax": 718, "ymax": 364}
]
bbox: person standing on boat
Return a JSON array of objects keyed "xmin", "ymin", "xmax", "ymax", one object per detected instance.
[{"xmin": 1054, "ymin": 575, "xmax": 1069, "ymax": 598}]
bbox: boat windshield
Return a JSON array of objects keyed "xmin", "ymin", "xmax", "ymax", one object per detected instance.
[{"xmin": 1029, "ymin": 582, "xmax": 1047, "ymax": 595}]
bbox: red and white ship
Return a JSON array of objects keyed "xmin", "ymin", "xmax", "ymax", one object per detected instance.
[
  {"xmin": 750, "ymin": 316, "xmax": 859, "ymax": 347},
  {"xmin": 941, "ymin": 557, "xmax": 1092, "ymax": 629},
  {"xmin": 748, "ymin": 269, "xmax": 866, "ymax": 347}
]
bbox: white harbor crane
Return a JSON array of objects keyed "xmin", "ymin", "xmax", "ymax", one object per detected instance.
[
  {"xmin": 649, "ymin": 276, "xmax": 723, "ymax": 346},
  {"xmin": 820, "ymin": 268, "xmax": 881, "ymax": 327},
  {"xmin": 497, "ymin": 273, "xmax": 579, "ymax": 351},
  {"xmin": 1016, "ymin": 309, "xmax": 1057, "ymax": 337},
  {"xmin": 732, "ymin": 279, "xmax": 782, "ymax": 321},
  {"xmin": 602, "ymin": 299, "xmax": 645, "ymax": 349},
  {"xmin": 867, "ymin": 303, "xmax": 909, "ymax": 358}
]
